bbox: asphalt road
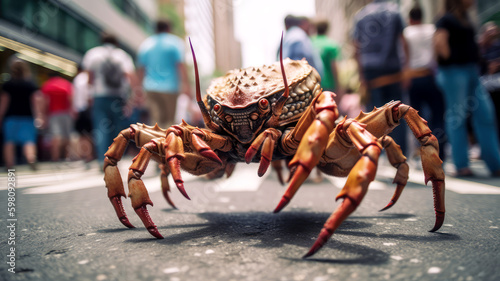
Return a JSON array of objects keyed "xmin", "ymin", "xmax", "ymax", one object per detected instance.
[{"xmin": 0, "ymin": 158, "xmax": 499, "ymax": 281}]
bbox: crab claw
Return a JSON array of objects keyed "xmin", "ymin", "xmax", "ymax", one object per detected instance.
[
  {"xmin": 245, "ymin": 128, "xmax": 281, "ymax": 177},
  {"xmin": 192, "ymin": 132, "xmax": 222, "ymax": 165},
  {"xmin": 274, "ymin": 92, "xmax": 338, "ymax": 213},
  {"xmin": 135, "ymin": 205, "xmax": 163, "ymax": 239},
  {"xmin": 109, "ymin": 196, "xmax": 135, "ymax": 228},
  {"xmin": 164, "ymin": 129, "xmax": 190, "ymax": 200},
  {"xmin": 168, "ymin": 157, "xmax": 190, "ymax": 200},
  {"xmin": 271, "ymin": 160, "xmax": 285, "ymax": 185}
]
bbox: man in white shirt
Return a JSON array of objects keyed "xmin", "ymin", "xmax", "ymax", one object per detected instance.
[
  {"xmin": 82, "ymin": 33, "xmax": 137, "ymax": 166},
  {"xmin": 403, "ymin": 6, "xmax": 446, "ymax": 160}
]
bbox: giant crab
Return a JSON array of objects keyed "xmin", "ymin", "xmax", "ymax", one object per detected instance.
[{"xmin": 102, "ymin": 38, "xmax": 445, "ymax": 258}]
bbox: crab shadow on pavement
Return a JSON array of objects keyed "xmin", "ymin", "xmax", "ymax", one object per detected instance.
[{"xmin": 109, "ymin": 211, "xmax": 460, "ymax": 265}]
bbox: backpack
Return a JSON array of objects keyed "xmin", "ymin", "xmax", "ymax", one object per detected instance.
[{"xmin": 101, "ymin": 48, "xmax": 124, "ymax": 89}]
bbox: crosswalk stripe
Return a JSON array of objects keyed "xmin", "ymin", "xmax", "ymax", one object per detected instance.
[
  {"xmin": 377, "ymin": 167, "xmax": 500, "ymax": 195},
  {"xmin": 2, "ymin": 161, "xmax": 499, "ymax": 195}
]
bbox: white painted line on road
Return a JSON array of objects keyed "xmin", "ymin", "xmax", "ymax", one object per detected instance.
[
  {"xmin": 22, "ymin": 168, "xmax": 198, "ymax": 195},
  {"xmin": 377, "ymin": 168, "xmax": 500, "ymax": 195}
]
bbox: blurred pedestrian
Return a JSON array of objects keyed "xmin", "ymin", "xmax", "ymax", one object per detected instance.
[
  {"xmin": 136, "ymin": 19, "xmax": 191, "ymax": 129},
  {"xmin": 403, "ymin": 5, "xmax": 447, "ymax": 160},
  {"xmin": 41, "ymin": 72, "xmax": 73, "ymax": 162},
  {"xmin": 0, "ymin": 59, "xmax": 42, "ymax": 169},
  {"xmin": 434, "ymin": 0, "xmax": 500, "ymax": 177},
  {"xmin": 282, "ymin": 15, "xmax": 324, "ymax": 76},
  {"xmin": 311, "ymin": 19, "xmax": 342, "ymax": 97},
  {"xmin": 479, "ymin": 21, "xmax": 500, "ymax": 138},
  {"xmin": 72, "ymin": 65, "xmax": 94, "ymax": 163},
  {"xmin": 82, "ymin": 33, "xmax": 137, "ymax": 165},
  {"xmin": 352, "ymin": 0, "xmax": 409, "ymax": 155}
]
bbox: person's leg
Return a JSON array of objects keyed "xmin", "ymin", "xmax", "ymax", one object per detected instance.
[
  {"xmin": 146, "ymin": 91, "xmax": 161, "ymax": 125},
  {"xmin": 421, "ymin": 75, "xmax": 447, "ymax": 160},
  {"xmin": 468, "ymin": 65, "xmax": 500, "ymax": 173},
  {"xmin": 3, "ymin": 142, "xmax": 15, "ymax": 169},
  {"xmin": 162, "ymin": 93, "xmax": 179, "ymax": 129},
  {"xmin": 2, "ymin": 117, "xmax": 17, "ymax": 168},
  {"xmin": 23, "ymin": 142, "xmax": 37, "ymax": 168},
  {"xmin": 437, "ymin": 66, "xmax": 470, "ymax": 172},
  {"xmin": 48, "ymin": 114, "xmax": 63, "ymax": 161},
  {"xmin": 19, "ymin": 117, "xmax": 38, "ymax": 167},
  {"xmin": 92, "ymin": 97, "xmax": 113, "ymax": 164}
]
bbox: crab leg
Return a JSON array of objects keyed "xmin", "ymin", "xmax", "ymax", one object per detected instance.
[
  {"xmin": 274, "ymin": 91, "xmax": 339, "ymax": 213},
  {"xmin": 271, "ymin": 160, "xmax": 286, "ymax": 185},
  {"xmin": 103, "ymin": 128, "xmax": 134, "ymax": 228},
  {"xmin": 378, "ymin": 135, "xmax": 409, "ymax": 211},
  {"xmin": 245, "ymin": 128, "xmax": 282, "ymax": 176},
  {"xmin": 128, "ymin": 141, "xmax": 163, "ymax": 239},
  {"xmin": 163, "ymin": 128, "xmax": 190, "ymax": 200},
  {"xmin": 400, "ymin": 106, "xmax": 445, "ymax": 232},
  {"xmin": 159, "ymin": 163, "xmax": 177, "ymax": 209},
  {"xmin": 304, "ymin": 121, "xmax": 382, "ymax": 258}
]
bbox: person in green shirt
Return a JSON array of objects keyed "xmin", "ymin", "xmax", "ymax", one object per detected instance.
[{"xmin": 312, "ymin": 20, "xmax": 342, "ymax": 97}]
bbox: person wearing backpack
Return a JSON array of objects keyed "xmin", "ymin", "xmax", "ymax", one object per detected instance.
[{"xmin": 82, "ymin": 33, "xmax": 137, "ymax": 167}]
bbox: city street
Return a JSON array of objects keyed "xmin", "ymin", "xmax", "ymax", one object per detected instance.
[{"xmin": 0, "ymin": 156, "xmax": 499, "ymax": 281}]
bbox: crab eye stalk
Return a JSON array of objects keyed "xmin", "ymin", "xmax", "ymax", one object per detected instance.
[
  {"xmin": 213, "ymin": 104, "xmax": 222, "ymax": 114},
  {"xmin": 258, "ymin": 99, "xmax": 269, "ymax": 111}
]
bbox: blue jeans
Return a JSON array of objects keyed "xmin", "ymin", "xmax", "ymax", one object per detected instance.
[
  {"xmin": 408, "ymin": 74, "xmax": 447, "ymax": 160},
  {"xmin": 437, "ymin": 64, "xmax": 500, "ymax": 172},
  {"xmin": 366, "ymin": 79, "xmax": 408, "ymax": 156},
  {"xmin": 91, "ymin": 96, "xmax": 127, "ymax": 163}
]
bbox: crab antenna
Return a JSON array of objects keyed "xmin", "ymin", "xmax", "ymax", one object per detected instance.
[
  {"xmin": 189, "ymin": 38, "xmax": 220, "ymax": 131},
  {"xmin": 279, "ymin": 32, "xmax": 289, "ymax": 100},
  {"xmin": 266, "ymin": 32, "xmax": 289, "ymax": 127}
]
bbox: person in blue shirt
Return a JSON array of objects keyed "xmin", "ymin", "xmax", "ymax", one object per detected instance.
[{"xmin": 137, "ymin": 19, "xmax": 192, "ymax": 129}]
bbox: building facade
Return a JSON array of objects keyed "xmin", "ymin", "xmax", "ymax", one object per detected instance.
[{"xmin": 0, "ymin": 0, "xmax": 155, "ymax": 80}]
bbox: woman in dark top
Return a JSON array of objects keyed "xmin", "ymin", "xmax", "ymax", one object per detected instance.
[
  {"xmin": 434, "ymin": 0, "xmax": 500, "ymax": 177},
  {"xmin": 0, "ymin": 59, "xmax": 42, "ymax": 169}
]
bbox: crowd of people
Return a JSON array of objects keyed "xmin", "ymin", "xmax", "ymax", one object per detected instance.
[
  {"xmin": 283, "ymin": 0, "xmax": 500, "ymax": 177},
  {"xmin": 0, "ymin": 19, "xmax": 191, "ymax": 170},
  {"xmin": 1, "ymin": 0, "xmax": 500, "ymax": 178}
]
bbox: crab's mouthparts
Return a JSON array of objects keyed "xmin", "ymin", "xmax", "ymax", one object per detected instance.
[{"xmin": 230, "ymin": 122, "xmax": 255, "ymax": 144}]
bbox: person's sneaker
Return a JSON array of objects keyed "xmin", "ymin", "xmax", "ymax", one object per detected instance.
[
  {"xmin": 28, "ymin": 162, "xmax": 37, "ymax": 171},
  {"xmin": 455, "ymin": 168, "xmax": 474, "ymax": 178}
]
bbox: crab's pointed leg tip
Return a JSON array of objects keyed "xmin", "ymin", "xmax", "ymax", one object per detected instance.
[
  {"xmin": 303, "ymin": 240, "xmax": 324, "ymax": 259},
  {"xmin": 200, "ymin": 150, "xmax": 223, "ymax": 165},
  {"xmin": 176, "ymin": 182, "xmax": 191, "ymax": 200},
  {"xmin": 302, "ymin": 250, "xmax": 315, "ymax": 259},
  {"xmin": 429, "ymin": 214, "xmax": 444, "ymax": 232},
  {"xmin": 119, "ymin": 216, "xmax": 135, "ymax": 229},
  {"xmin": 379, "ymin": 201, "xmax": 395, "ymax": 212},
  {"xmin": 147, "ymin": 226, "xmax": 164, "ymax": 239},
  {"xmin": 273, "ymin": 196, "xmax": 290, "ymax": 213}
]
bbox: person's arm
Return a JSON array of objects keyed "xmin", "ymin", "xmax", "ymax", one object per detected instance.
[
  {"xmin": 434, "ymin": 28, "xmax": 451, "ymax": 60},
  {"xmin": 178, "ymin": 62, "xmax": 192, "ymax": 99},
  {"xmin": 330, "ymin": 59, "xmax": 343, "ymax": 99},
  {"xmin": 0, "ymin": 92, "xmax": 10, "ymax": 126},
  {"xmin": 31, "ymin": 90, "xmax": 47, "ymax": 129},
  {"xmin": 353, "ymin": 40, "xmax": 366, "ymax": 87},
  {"xmin": 400, "ymin": 34, "xmax": 411, "ymax": 89}
]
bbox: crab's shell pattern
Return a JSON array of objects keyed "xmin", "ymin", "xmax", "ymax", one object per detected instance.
[{"xmin": 204, "ymin": 58, "xmax": 322, "ymax": 126}]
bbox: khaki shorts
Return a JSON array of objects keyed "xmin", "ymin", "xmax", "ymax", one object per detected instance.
[
  {"xmin": 146, "ymin": 91, "xmax": 179, "ymax": 129},
  {"xmin": 49, "ymin": 112, "xmax": 73, "ymax": 139}
]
